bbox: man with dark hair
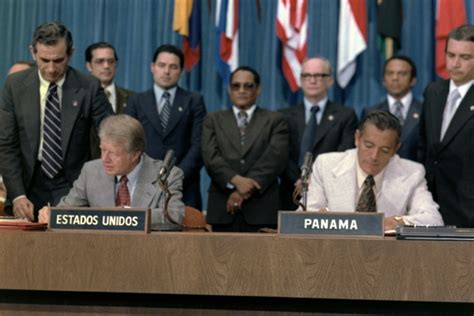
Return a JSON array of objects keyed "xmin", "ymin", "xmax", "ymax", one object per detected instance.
[
  {"xmin": 419, "ymin": 24, "xmax": 474, "ymax": 227},
  {"xmin": 126, "ymin": 44, "xmax": 206, "ymax": 210},
  {"xmin": 305, "ymin": 110, "xmax": 443, "ymax": 231},
  {"xmin": 364, "ymin": 55, "xmax": 421, "ymax": 161},
  {"xmin": 279, "ymin": 57, "xmax": 358, "ymax": 210},
  {"xmin": 38, "ymin": 114, "xmax": 185, "ymax": 225},
  {"xmin": 0, "ymin": 21, "xmax": 113, "ymax": 221},
  {"xmin": 202, "ymin": 66, "xmax": 289, "ymax": 232},
  {"xmin": 85, "ymin": 42, "xmax": 133, "ymax": 114}
]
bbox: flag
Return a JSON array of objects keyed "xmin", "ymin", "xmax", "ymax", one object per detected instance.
[
  {"xmin": 173, "ymin": 0, "xmax": 201, "ymax": 71},
  {"xmin": 276, "ymin": 0, "xmax": 308, "ymax": 92},
  {"xmin": 436, "ymin": 0, "xmax": 466, "ymax": 79},
  {"xmin": 376, "ymin": 0, "xmax": 402, "ymax": 59},
  {"xmin": 215, "ymin": 0, "xmax": 239, "ymax": 84},
  {"xmin": 337, "ymin": 0, "xmax": 368, "ymax": 88}
]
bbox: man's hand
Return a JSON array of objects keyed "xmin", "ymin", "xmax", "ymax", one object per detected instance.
[
  {"xmin": 384, "ymin": 216, "xmax": 404, "ymax": 231},
  {"xmin": 38, "ymin": 206, "xmax": 51, "ymax": 224},
  {"xmin": 230, "ymin": 175, "xmax": 261, "ymax": 198},
  {"xmin": 226, "ymin": 191, "xmax": 245, "ymax": 215},
  {"xmin": 13, "ymin": 197, "xmax": 34, "ymax": 221}
]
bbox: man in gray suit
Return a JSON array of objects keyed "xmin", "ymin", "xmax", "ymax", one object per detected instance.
[
  {"xmin": 0, "ymin": 21, "xmax": 113, "ymax": 221},
  {"xmin": 202, "ymin": 66, "xmax": 288, "ymax": 232},
  {"xmin": 364, "ymin": 55, "xmax": 421, "ymax": 161},
  {"xmin": 305, "ymin": 111, "xmax": 443, "ymax": 231},
  {"xmin": 39, "ymin": 114, "xmax": 185, "ymax": 225}
]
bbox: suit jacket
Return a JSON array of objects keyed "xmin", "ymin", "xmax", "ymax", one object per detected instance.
[
  {"xmin": 89, "ymin": 85, "xmax": 134, "ymax": 159},
  {"xmin": 306, "ymin": 149, "xmax": 443, "ymax": 226},
  {"xmin": 279, "ymin": 101, "xmax": 358, "ymax": 210},
  {"xmin": 125, "ymin": 87, "xmax": 206, "ymax": 210},
  {"xmin": 0, "ymin": 66, "xmax": 113, "ymax": 202},
  {"xmin": 419, "ymin": 80, "xmax": 474, "ymax": 227},
  {"xmin": 202, "ymin": 107, "xmax": 289, "ymax": 225},
  {"xmin": 364, "ymin": 98, "xmax": 422, "ymax": 161},
  {"xmin": 58, "ymin": 154, "xmax": 185, "ymax": 224}
]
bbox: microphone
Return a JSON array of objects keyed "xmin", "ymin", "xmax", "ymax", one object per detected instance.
[
  {"xmin": 300, "ymin": 152, "xmax": 313, "ymax": 181},
  {"xmin": 159, "ymin": 149, "xmax": 176, "ymax": 182}
]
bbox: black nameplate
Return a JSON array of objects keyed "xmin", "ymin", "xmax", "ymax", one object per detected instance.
[
  {"xmin": 49, "ymin": 207, "xmax": 150, "ymax": 233},
  {"xmin": 278, "ymin": 211, "xmax": 384, "ymax": 237}
]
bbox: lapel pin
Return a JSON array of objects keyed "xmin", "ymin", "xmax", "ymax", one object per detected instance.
[
  {"xmin": 178, "ymin": 106, "xmax": 183, "ymax": 112},
  {"xmin": 413, "ymin": 113, "xmax": 419, "ymax": 119},
  {"xmin": 72, "ymin": 101, "xmax": 78, "ymax": 107},
  {"xmin": 328, "ymin": 115, "xmax": 334, "ymax": 121},
  {"xmin": 470, "ymin": 106, "xmax": 474, "ymax": 111}
]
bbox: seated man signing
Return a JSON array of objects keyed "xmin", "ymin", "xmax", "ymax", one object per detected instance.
[
  {"xmin": 304, "ymin": 110, "xmax": 443, "ymax": 231},
  {"xmin": 39, "ymin": 114, "xmax": 185, "ymax": 224}
]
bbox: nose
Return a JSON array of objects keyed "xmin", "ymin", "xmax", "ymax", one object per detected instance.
[{"xmin": 369, "ymin": 148, "xmax": 380, "ymax": 161}]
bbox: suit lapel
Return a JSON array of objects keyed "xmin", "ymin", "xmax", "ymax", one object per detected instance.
[
  {"xmin": 295, "ymin": 104, "xmax": 306, "ymax": 142},
  {"xmin": 115, "ymin": 87, "xmax": 127, "ymax": 114},
  {"xmin": 133, "ymin": 156, "xmax": 160, "ymax": 207},
  {"xmin": 312, "ymin": 102, "xmax": 338, "ymax": 149},
  {"xmin": 163, "ymin": 87, "xmax": 187, "ymax": 138},
  {"xmin": 241, "ymin": 107, "xmax": 264, "ymax": 155},
  {"xmin": 431, "ymin": 82, "xmax": 450, "ymax": 143},
  {"xmin": 442, "ymin": 85, "xmax": 474, "ymax": 146},
  {"xmin": 142, "ymin": 90, "xmax": 163, "ymax": 136},
  {"xmin": 60, "ymin": 69, "xmax": 83, "ymax": 159},
  {"xmin": 220, "ymin": 110, "xmax": 242, "ymax": 152},
  {"xmin": 377, "ymin": 156, "xmax": 409, "ymax": 214},
  {"xmin": 401, "ymin": 100, "xmax": 421, "ymax": 143},
  {"xmin": 21, "ymin": 70, "xmax": 41, "ymax": 157},
  {"xmin": 329, "ymin": 150, "xmax": 358, "ymax": 210}
]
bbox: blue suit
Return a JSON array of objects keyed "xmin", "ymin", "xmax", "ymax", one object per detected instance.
[
  {"xmin": 125, "ymin": 87, "xmax": 206, "ymax": 210},
  {"xmin": 363, "ymin": 98, "xmax": 422, "ymax": 161}
]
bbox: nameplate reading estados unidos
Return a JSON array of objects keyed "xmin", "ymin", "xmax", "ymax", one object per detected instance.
[
  {"xmin": 49, "ymin": 207, "xmax": 150, "ymax": 233},
  {"xmin": 278, "ymin": 211, "xmax": 384, "ymax": 237}
]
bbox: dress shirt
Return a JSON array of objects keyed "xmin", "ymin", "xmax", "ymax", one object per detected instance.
[
  {"xmin": 447, "ymin": 79, "xmax": 474, "ymax": 114},
  {"xmin": 387, "ymin": 92, "xmax": 412, "ymax": 120},
  {"xmin": 303, "ymin": 96, "xmax": 327, "ymax": 124},
  {"xmin": 104, "ymin": 83, "xmax": 117, "ymax": 112},
  {"xmin": 153, "ymin": 84, "xmax": 177, "ymax": 114},
  {"xmin": 232, "ymin": 104, "xmax": 257, "ymax": 124}
]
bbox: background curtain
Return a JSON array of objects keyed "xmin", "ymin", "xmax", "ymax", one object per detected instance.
[{"xmin": 1, "ymin": 0, "xmax": 473, "ymax": 209}]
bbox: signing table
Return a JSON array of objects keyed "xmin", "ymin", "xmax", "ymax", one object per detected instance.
[{"xmin": 0, "ymin": 231, "xmax": 472, "ymax": 314}]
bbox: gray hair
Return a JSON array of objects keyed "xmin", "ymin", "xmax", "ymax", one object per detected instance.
[{"xmin": 98, "ymin": 114, "xmax": 145, "ymax": 154}]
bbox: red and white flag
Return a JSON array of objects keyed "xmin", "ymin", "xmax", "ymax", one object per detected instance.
[
  {"xmin": 276, "ymin": 0, "xmax": 308, "ymax": 92},
  {"xmin": 337, "ymin": 0, "xmax": 367, "ymax": 88},
  {"xmin": 435, "ymin": 0, "xmax": 466, "ymax": 79}
]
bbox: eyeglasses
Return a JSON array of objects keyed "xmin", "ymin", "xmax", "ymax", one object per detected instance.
[
  {"xmin": 301, "ymin": 73, "xmax": 331, "ymax": 80},
  {"xmin": 230, "ymin": 82, "xmax": 257, "ymax": 91}
]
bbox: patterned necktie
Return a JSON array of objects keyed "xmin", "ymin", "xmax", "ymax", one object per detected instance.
[
  {"xmin": 116, "ymin": 176, "xmax": 130, "ymax": 207},
  {"xmin": 393, "ymin": 101, "xmax": 404, "ymax": 125},
  {"xmin": 440, "ymin": 89, "xmax": 461, "ymax": 140},
  {"xmin": 160, "ymin": 91, "xmax": 171, "ymax": 132},
  {"xmin": 355, "ymin": 175, "xmax": 377, "ymax": 212},
  {"xmin": 238, "ymin": 111, "xmax": 248, "ymax": 146},
  {"xmin": 299, "ymin": 105, "xmax": 320, "ymax": 165},
  {"xmin": 41, "ymin": 83, "xmax": 63, "ymax": 179}
]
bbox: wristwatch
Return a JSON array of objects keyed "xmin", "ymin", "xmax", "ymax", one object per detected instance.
[{"xmin": 394, "ymin": 216, "xmax": 405, "ymax": 225}]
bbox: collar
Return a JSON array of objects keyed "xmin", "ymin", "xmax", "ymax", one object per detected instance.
[
  {"xmin": 38, "ymin": 71, "xmax": 66, "ymax": 89},
  {"xmin": 355, "ymin": 158, "xmax": 385, "ymax": 194},
  {"xmin": 154, "ymin": 84, "xmax": 177, "ymax": 102},
  {"xmin": 304, "ymin": 96, "xmax": 328, "ymax": 113},
  {"xmin": 115, "ymin": 154, "xmax": 143, "ymax": 184},
  {"xmin": 449, "ymin": 79, "xmax": 474, "ymax": 100},
  {"xmin": 232, "ymin": 104, "xmax": 257, "ymax": 122}
]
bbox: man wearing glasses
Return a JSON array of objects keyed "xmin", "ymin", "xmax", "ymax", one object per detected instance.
[
  {"xmin": 202, "ymin": 66, "xmax": 288, "ymax": 232},
  {"xmin": 279, "ymin": 57, "xmax": 358, "ymax": 210}
]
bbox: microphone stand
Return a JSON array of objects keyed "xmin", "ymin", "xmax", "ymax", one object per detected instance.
[{"xmin": 297, "ymin": 173, "xmax": 310, "ymax": 212}]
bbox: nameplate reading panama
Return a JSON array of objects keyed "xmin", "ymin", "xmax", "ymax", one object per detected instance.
[
  {"xmin": 278, "ymin": 211, "xmax": 384, "ymax": 237},
  {"xmin": 49, "ymin": 207, "xmax": 150, "ymax": 233}
]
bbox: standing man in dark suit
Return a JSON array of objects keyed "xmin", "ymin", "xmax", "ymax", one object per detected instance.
[
  {"xmin": 85, "ymin": 42, "xmax": 134, "ymax": 158},
  {"xmin": 420, "ymin": 25, "xmax": 474, "ymax": 227},
  {"xmin": 364, "ymin": 55, "xmax": 421, "ymax": 161},
  {"xmin": 279, "ymin": 57, "xmax": 358, "ymax": 210},
  {"xmin": 126, "ymin": 44, "xmax": 206, "ymax": 210},
  {"xmin": 202, "ymin": 66, "xmax": 288, "ymax": 232},
  {"xmin": 0, "ymin": 21, "xmax": 113, "ymax": 221}
]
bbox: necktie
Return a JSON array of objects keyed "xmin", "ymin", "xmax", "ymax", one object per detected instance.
[
  {"xmin": 355, "ymin": 175, "xmax": 377, "ymax": 212},
  {"xmin": 299, "ymin": 105, "xmax": 320, "ymax": 165},
  {"xmin": 440, "ymin": 89, "xmax": 461, "ymax": 140},
  {"xmin": 160, "ymin": 91, "xmax": 171, "ymax": 132},
  {"xmin": 116, "ymin": 176, "xmax": 130, "ymax": 207},
  {"xmin": 393, "ymin": 101, "xmax": 404, "ymax": 125},
  {"xmin": 41, "ymin": 83, "xmax": 63, "ymax": 179},
  {"xmin": 238, "ymin": 111, "xmax": 248, "ymax": 146}
]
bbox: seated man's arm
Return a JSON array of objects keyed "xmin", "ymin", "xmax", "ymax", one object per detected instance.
[{"xmin": 303, "ymin": 155, "xmax": 329, "ymax": 211}]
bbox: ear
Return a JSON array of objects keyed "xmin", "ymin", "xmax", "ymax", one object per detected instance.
[
  {"xmin": 256, "ymin": 84, "xmax": 262, "ymax": 96},
  {"xmin": 149, "ymin": 63, "xmax": 155, "ymax": 74},
  {"xmin": 29, "ymin": 45, "xmax": 36, "ymax": 61},
  {"xmin": 326, "ymin": 75, "xmax": 334, "ymax": 88},
  {"xmin": 354, "ymin": 129, "xmax": 361, "ymax": 148},
  {"xmin": 86, "ymin": 62, "xmax": 93, "ymax": 72},
  {"xmin": 410, "ymin": 77, "xmax": 417, "ymax": 88}
]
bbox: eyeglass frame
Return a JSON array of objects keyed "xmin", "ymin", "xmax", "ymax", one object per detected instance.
[{"xmin": 300, "ymin": 73, "xmax": 331, "ymax": 80}]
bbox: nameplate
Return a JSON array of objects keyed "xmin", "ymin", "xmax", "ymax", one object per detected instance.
[
  {"xmin": 278, "ymin": 211, "xmax": 384, "ymax": 237},
  {"xmin": 49, "ymin": 207, "xmax": 150, "ymax": 233}
]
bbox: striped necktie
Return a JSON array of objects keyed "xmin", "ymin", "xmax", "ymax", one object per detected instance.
[
  {"xmin": 160, "ymin": 91, "xmax": 171, "ymax": 132},
  {"xmin": 238, "ymin": 111, "xmax": 248, "ymax": 146},
  {"xmin": 41, "ymin": 83, "xmax": 63, "ymax": 178},
  {"xmin": 299, "ymin": 105, "xmax": 320, "ymax": 165},
  {"xmin": 393, "ymin": 101, "xmax": 404, "ymax": 125},
  {"xmin": 355, "ymin": 175, "xmax": 377, "ymax": 212},
  {"xmin": 116, "ymin": 176, "xmax": 130, "ymax": 207}
]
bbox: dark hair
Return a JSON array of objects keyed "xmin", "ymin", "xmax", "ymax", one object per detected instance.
[
  {"xmin": 359, "ymin": 110, "xmax": 401, "ymax": 144},
  {"xmin": 152, "ymin": 44, "xmax": 184, "ymax": 70},
  {"xmin": 446, "ymin": 25, "xmax": 474, "ymax": 50},
  {"xmin": 85, "ymin": 42, "xmax": 118, "ymax": 62},
  {"xmin": 31, "ymin": 21, "xmax": 73, "ymax": 56},
  {"xmin": 229, "ymin": 66, "xmax": 261, "ymax": 86},
  {"xmin": 383, "ymin": 55, "xmax": 417, "ymax": 79}
]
